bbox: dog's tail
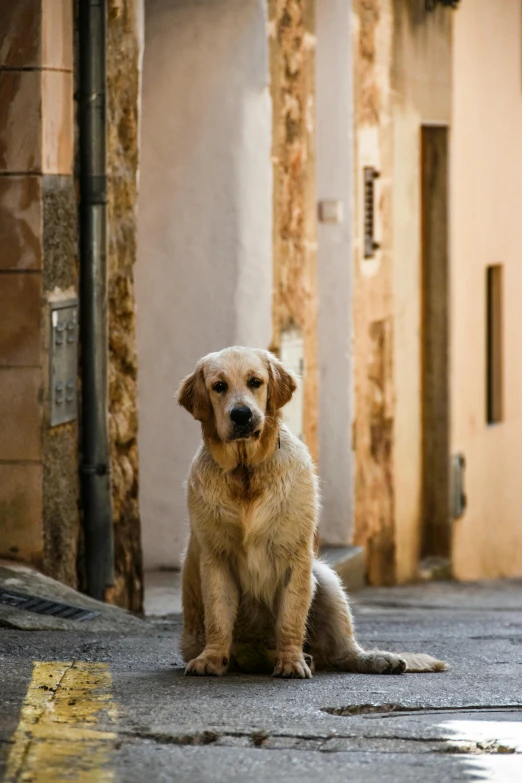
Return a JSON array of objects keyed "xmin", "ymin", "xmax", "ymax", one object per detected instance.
[{"xmin": 398, "ymin": 652, "xmax": 449, "ymax": 673}]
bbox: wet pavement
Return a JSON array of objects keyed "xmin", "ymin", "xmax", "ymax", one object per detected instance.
[{"xmin": 1, "ymin": 579, "xmax": 522, "ymax": 782}]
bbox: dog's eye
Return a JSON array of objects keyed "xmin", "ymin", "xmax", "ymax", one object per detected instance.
[
  {"xmin": 212, "ymin": 381, "xmax": 227, "ymax": 393},
  {"xmin": 248, "ymin": 378, "xmax": 263, "ymax": 389}
]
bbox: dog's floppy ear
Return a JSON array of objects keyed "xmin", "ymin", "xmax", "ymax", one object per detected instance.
[
  {"xmin": 266, "ymin": 352, "xmax": 297, "ymax": 412},
  {"xmin": 178, "ymin": 363, "xmax": 212, "ymax": 422}
]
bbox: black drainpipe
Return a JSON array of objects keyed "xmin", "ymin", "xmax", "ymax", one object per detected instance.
[{"xmin": 78, "ymin": 0, "xmax": 115, "ymax": 601}]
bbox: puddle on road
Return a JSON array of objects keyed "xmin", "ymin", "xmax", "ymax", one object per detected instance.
[{"xmin": 440, "ymin": 718, "xmax": 522, "ymax": 782}]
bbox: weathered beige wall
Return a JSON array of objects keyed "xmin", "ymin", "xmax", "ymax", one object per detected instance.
[
  {"xmin": 268, "ymin": 0, "xmax": 318, "ymax": 463},
  {"xmin": 351, "ymin": 0, "xmax": 451, "ymax": 583},
  {"xmin": 451, "ymin": 0, "xmax": 522, "ymax": 579},
  {"xmin": 391, "ymin": 1, "xmax": 451, "ymax": 582},
  {"xmin": 106, "ymin": 0, "xmax": 144, "ymax": 610}
]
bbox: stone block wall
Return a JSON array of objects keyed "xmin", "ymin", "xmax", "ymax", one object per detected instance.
[
  {"xmin": 0, "ymin": 0, "xmax": 144, "ymax": 611},
  {"xmin": 0, "ymin": 0, "xmax": 80, "ymax": 586}
]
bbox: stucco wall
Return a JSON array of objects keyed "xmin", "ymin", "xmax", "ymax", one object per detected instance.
[
  {"xmin": 315, "ymin": 0, "xmax": 354, "ymax": 545},
  {"xmin": 351, "ymin": 0, "xmax": 452, "ymax": 583},
  {"xmin": 137, "ymin": 0, "xmax": 272, "ymax": 568},
  {"xmin": 390, "ymin": 0, "xmax": 451, "ymax": 582},
  {"xmin": 451, "ymin": 0, "xmax": 522, "ymax": 579},
  {"xmin": 352, "ymin": 0, "xmax": 397, "ymax": 584}
]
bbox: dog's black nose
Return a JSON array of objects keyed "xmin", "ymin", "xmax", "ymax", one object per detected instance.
[{"xmin": 230, "ymin": 406, "xmax": 252, "ymax": 425}]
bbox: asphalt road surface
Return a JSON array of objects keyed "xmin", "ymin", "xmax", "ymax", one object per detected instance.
[{"xmin": 1, "ymin": 581, "xmax": 522, "ymax": 782}]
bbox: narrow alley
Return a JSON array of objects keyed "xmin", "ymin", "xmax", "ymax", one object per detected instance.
[{"xmin": 2, "ymin": 1, "xmax": 522, "ymax": 780}]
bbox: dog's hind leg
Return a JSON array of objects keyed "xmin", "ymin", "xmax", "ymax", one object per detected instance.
[{"xmin": 308, "ymin": 561, "xmax": 447, "ymax": 674}]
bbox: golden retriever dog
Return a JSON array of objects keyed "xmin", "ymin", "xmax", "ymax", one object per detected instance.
[{"xmin": 178, "ymin": 346, "xmax": 447, "ymax": 678}]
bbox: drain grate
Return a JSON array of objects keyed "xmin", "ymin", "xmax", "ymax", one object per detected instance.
[{"xmin": 0, "ymin": 588, "xmax": 100, "ymax": 622}]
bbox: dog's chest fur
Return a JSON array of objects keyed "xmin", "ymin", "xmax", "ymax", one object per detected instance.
[
  {"xmin": 191, "ymin": 447, "xmax": 307, "ymax": 603},
  {"xmin": 222, "ymin": 491, "xmax": 290, "ymax": 603}
]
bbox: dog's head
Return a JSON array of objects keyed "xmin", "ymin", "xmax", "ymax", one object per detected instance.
[{"xmin": 178, "ymin": 346, "xmax": 297, "ymax": 444}]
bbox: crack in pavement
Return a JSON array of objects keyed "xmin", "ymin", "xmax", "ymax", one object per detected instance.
[
  {"xmin": 119, "ymin": 727, "xmax": 520, "ymax": 755},
  {"xmin": 322, "ymin": 703, "xmax": 522, "ymax": 717},
  {"xmin": 356, "ymin": 603, "xmax": 522, "ymax": 612}
]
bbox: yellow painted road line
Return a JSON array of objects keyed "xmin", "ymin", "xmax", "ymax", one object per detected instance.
[{"xmin": 5, "ymin": 661, "xmax": 118, "ymax": 783}]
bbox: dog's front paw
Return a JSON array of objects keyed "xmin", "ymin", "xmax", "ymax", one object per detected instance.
[
  {"xmin": 185, "ymin": 652, "xmax": 229, "ymax": 677},
  {"xmin": 272, "ymin": 652, "xmax": 312, "ymax": 679}
]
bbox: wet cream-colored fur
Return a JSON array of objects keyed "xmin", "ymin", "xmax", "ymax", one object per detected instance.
[{"xmin": 178, "ymin": 347, "xmax": 448, "ymax": 678}]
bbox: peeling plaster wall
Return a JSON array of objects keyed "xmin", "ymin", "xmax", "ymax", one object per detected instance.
[
  {"xmin": 268, "ymin": 0, "xmax": 318, "ymax": 462},
  {"xmin": 352, "ymin": 0, "xmax": 397, "ymax": 584},
  {"xmin": 106, "ymin": 0, "xmax": 144, "ymax": 610},
  {"xmin": 137, "ymin": 0, "xmax": 272, "ymax": 569},
  {"xmin": 352, "ymin": 0, "xmax": 452, "ymax": 583}
]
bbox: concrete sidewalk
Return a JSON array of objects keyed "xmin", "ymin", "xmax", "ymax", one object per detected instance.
[{"xmin": 1, "ymin": 579, "xmax": 522, "ymax": 782}]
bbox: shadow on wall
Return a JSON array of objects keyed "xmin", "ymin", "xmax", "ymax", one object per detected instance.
[{"xmin": 136, "ymin": 0, "xmax": 272, "ymax": 568}]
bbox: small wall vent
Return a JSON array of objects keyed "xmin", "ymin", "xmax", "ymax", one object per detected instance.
[{"xmin": 363, "ymin": 167, "xmax": 380, "ymax": 259}]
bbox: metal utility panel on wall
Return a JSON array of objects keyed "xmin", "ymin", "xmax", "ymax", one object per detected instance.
[
  {"xmin": 49, "ymin": 299, "xmax": 78, "ymax": 427},
  {"xmin": 280, "ymin": 327, "xmax": 304, "ymax": 442}
]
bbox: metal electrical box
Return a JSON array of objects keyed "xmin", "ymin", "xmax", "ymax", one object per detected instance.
[
  {"xmin": 49, "ymin": 299, "xmax": 78, "ymax": 427},
  {"xmin": 451, "ymin": 453, "xmax": 467, "ymax": 520}
]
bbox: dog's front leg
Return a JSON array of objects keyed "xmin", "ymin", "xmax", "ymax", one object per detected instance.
[
  {"xmin": 185, "ymin": 552, "xmax": 238, "ymax": 677},
  {"xmin": 273, "ymin": 555, "xmax": 314, "ymax": 679}
]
